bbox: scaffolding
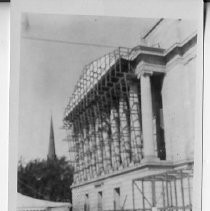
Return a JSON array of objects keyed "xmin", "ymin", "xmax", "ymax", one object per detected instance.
[
  {"xmin": 132, "ymin": 166, "xmax": 193, "ymax": 211},
  {"xmin": 64, "ymin": 47, "xmax": 130, "ymax": 118},
  {"xmin": 64, "ymin": 46, "xmax": 166, "ymax": 182},
  {"xmin": 65, "ymin": 48, "xmax": 136, "ymax": 177}
]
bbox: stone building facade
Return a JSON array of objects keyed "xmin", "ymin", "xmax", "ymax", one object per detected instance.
[{"xmin": 64, "ymin": 19, "xmax": 197, "ymax": 211}]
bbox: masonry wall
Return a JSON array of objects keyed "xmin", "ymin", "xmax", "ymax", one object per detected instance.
[
  {"xmin": 72, "ymin": 168, "xmax": 165, "ymax": 211},
  {"xmin": 72, "ymin": 167, "xmax": 193, "ymax": 211},
  {"xmin": 144, "ymin": 19, "xmax": 197, "ymax": 162},
  {"xmin": 161, "ymin": 46, "xmax": 196, "ymax": 162}
]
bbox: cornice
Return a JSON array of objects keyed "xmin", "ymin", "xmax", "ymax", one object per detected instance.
[
  {"xmin": 133, "ymin": 33, "xmax": 197, "ymax": 77},
  {"xmin": 71, "ymin": 159, "xmax": 193, "ymax": 189}
]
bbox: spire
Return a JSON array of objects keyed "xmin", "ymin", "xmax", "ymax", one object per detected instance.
[{"xmin": 47, "ymin": 115, "xmax": 56, "ymax": 161}]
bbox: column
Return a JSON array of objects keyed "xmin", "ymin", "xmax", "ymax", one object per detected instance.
[
  {"xmin": 119, "ymin": 97, "xmax": 131, "ymax": 167},
  {"xmin": 101, "ymin": 114, "xmax": 112, "ymax": 173},
  {"xmin": 140, "ymin": 72, "xmax": 159, "ymax": 161},
  {"xmin": 83, "ymin": 128, "xmax": 90, "ymax": 180},
  {"xmin": 89, "ymin": 123, "xmax": 97, "ymax": 178},
  {"xmin": 78, "ymin": 132, "xmax": 85, "ymax": 181},
  {"xmin": 110, "ymin": 107, "xmax": 121, "ymax": 170},
  {"xmin": 95, "ymin": 118, "xmax": 104, "ymax": 175},
  {"xmin": 71, "ymin": 125, "xmax": 79, "ymax": 184},
  {"xmin": 87, "ymin": 126, "xmax": 93, "ymax": 179},
  {"xmin": 129, "ymin": 83, "xmax": 143, "ymax": 164}
]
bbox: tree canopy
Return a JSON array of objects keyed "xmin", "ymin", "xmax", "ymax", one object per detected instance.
[{"xmin": 18, "ymin": 157, "xmax": 74, "ymax": 202}]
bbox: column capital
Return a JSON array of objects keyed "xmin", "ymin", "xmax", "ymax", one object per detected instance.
[
  {"xmin": 137, "ymin": 69, "xmax": 153, "ymax": 79},
  {"xmin": 136, "ymin": 61, "xmax": 165, "ymax": 79}
]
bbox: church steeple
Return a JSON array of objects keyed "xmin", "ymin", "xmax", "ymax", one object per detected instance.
[{"xmin": 47, "ymin": 115, "xmax": 56, "ymax": 160}]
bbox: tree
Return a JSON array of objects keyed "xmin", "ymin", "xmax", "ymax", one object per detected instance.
[{"xmin": 18, "ymin": 157, "xmax": 74, "ymax": 202}]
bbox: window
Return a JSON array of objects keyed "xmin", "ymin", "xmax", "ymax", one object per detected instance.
[
  {"xmin": 98, "ymin": 191, "xmax": 103, "ymax": 211},
  {"xmin": 114, "ymin": 187, "xmax": 121, "ymax": 210},
  {"xmin": 84, "ymin": 193, "xmax": 90, "ymax": 211}
]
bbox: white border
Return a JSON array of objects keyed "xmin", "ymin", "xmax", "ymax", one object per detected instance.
[
  {"xmin": 10, "ymin": 1, "xmax": 203, "ymax": 211},
  {"xmin": 0, "ymin": 2, "xmax": 9, "ymax": 211},
  {"xmin": 203, "ymin": 3, "xmax": 210, "ymax": 211}
]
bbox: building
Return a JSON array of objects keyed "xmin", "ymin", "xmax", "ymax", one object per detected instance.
[{"xmin": 63, "ymin": 19, "xmax": 197, "ymax": 211}]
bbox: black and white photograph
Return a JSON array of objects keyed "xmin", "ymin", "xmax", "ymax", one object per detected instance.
[{"xmin": 9, "ymin": 1, "xmax": 203, "ymax": 211}]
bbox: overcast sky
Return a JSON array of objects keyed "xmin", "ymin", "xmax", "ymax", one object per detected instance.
[{"xmin": 18, "ymin": 13, "xmax": 157, "ymax": 162}]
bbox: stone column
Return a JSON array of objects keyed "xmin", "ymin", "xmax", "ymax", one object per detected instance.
[
  {"xmin": 140, "ymin": 72, "xmax": 159, "ymax": 162},
  {"xmin": 78, "ymin": 132, "xmax": 84, "ymax": 181},
  {"xmin": 95, "ymin": 118, "xmax": 104, "ymax": 175},
  {"xmin": 70, "ymin": 125, "xmax": 79, "ymax": 184},
  {"xmin": 89, "ymin": 123, "xmax": 97, "ymax": 178},
  {"xmin": 101, "ymin": 114, "xmax": 112, "ymax": 173},
  {"xmin": 119, "ymin": 97, "xmax": 131, "ymax": 167},
  {"xmin": 129, "ymin": 83, "xmax": 143, "ymax": 164},
  {"xmin": 87, "ymin": 126, "xmax": 93, "ymax": 179},
  {"xmin": 110, "ymin": 107, "xmax": 121, "ymax": 170},
  {"xmin": 83, "ymin": 128, "xmax": 90, "ymax": 180}
]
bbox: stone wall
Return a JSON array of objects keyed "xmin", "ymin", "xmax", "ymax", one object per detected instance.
[{"xmin": 72, "ymin": 166, "xmax": 193, "ymax": 211}]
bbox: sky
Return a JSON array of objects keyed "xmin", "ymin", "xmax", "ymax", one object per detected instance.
[{"xmin": 18, "ymin": 13, "xmax": 157, "ymax": 162}]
